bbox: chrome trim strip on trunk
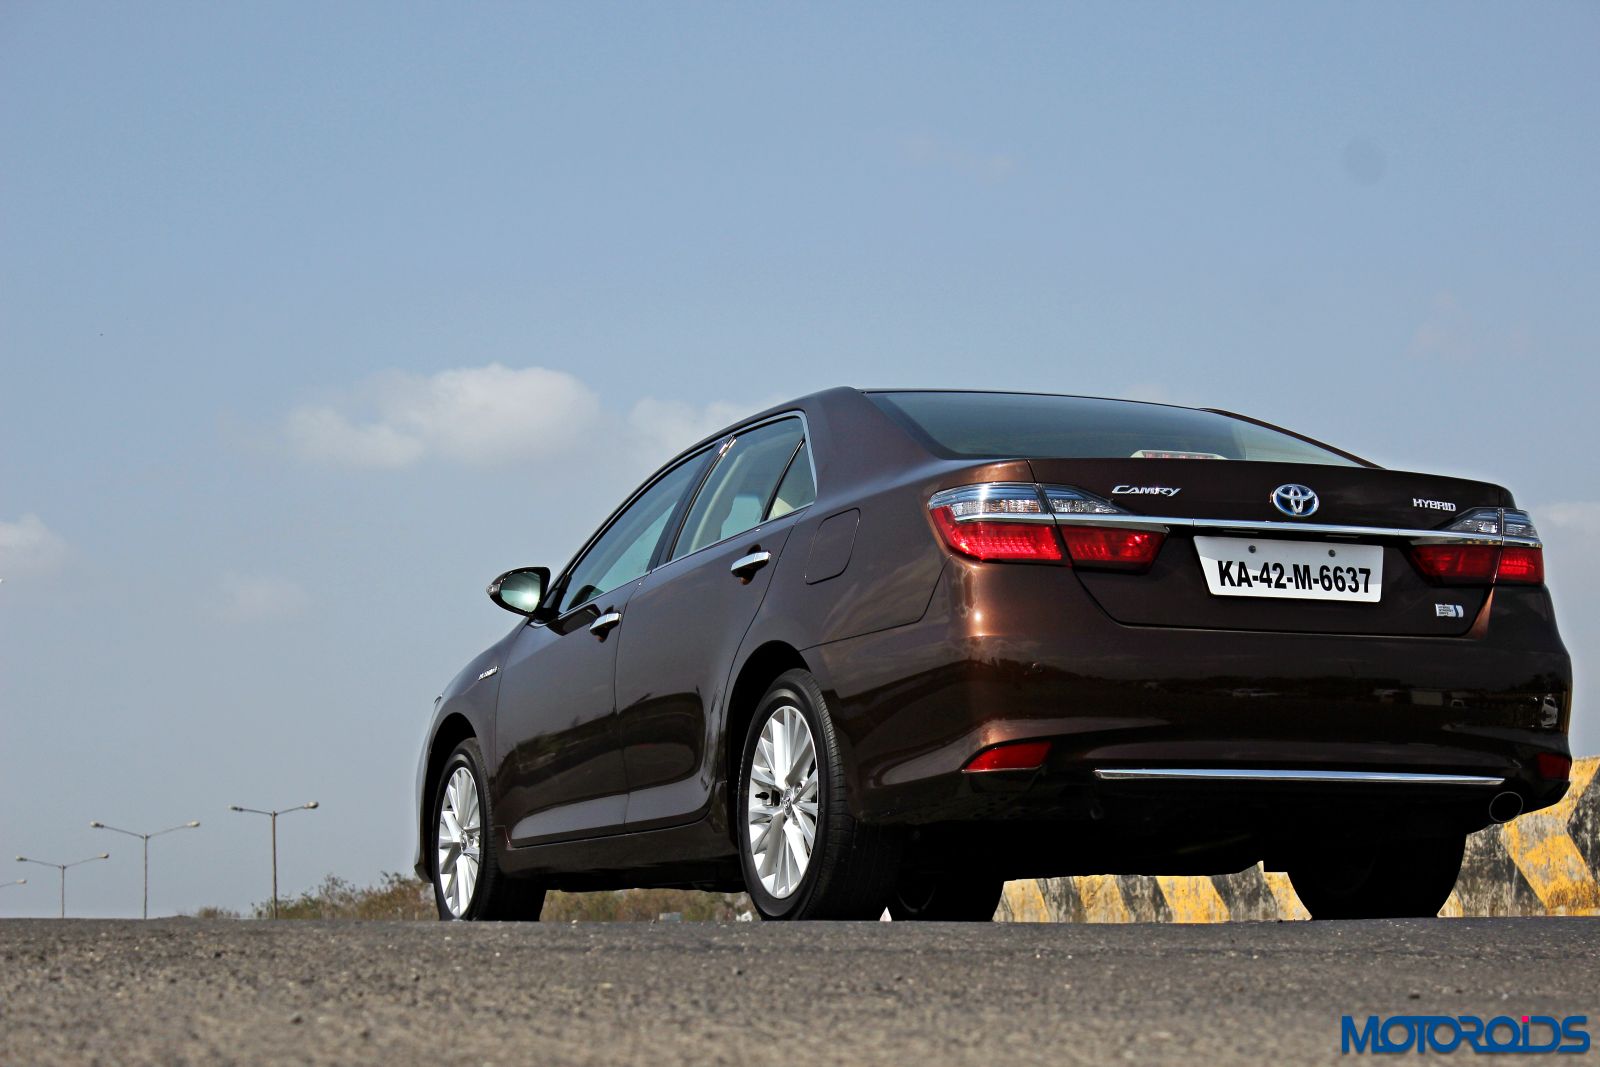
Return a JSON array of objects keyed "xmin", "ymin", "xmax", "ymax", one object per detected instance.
[
  {"xmin": 1093, "ymin": 768, "xmax": 1506, "ymax": 786},
  {"xmin": 930, "ymin": 482, "xmax": 1542, "ymax": 548},
  {"xmin": 1044, "ymin": 513, "xmax": 1533, "ymax": 547}
]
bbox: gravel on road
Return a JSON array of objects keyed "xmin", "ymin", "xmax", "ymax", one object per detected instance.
[{"xmin": 2, "ymin": 917, "xmax": 1597, "ymax": 1066}]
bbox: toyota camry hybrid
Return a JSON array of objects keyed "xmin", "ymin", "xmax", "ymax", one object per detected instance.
[{"xmin": 414, "ymin": 388, "xmax": 1572, "ymax": 921}]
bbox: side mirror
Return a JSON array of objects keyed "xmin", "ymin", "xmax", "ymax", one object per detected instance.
[{"xmin": 487, "ymin": 567, "xmax": 549, "ymax": 617}]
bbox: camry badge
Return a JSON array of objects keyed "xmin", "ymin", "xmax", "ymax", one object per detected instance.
[{"xmin": 1271, "ymin": 484, "xmax": 1320, "ymax": 517}]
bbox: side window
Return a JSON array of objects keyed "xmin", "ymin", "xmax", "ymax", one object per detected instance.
[
  {"xmin": 553, "ymin": 453, "xmax": 708, "ymax": 614},
  {"xmin": 671, "ymin": 419, "xmax": 806, "ymax": 561},
  {"xmin": 766, "ymin": 439, "xmax": 815, "ymax": 520}
]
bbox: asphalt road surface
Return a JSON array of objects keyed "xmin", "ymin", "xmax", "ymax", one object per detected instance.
[{"xmin": 2, "ymin": 918, "xmax": 1597, "ymax": 1066}]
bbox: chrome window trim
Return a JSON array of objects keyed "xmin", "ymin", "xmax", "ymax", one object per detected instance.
[
  {"xmin": 663, "ymin": 412, "xmax": 816, "ymax": 566},
  {"xmin": 1093, "ymin": 767, "xmax": 1505, "ymax": 787},
  {"xmin": 656, "ymin": 412, "xmax": 819, "ymax": 566},
  {"xmin": 539, "ymin": 410, "xmax": 819, "ymax": 624}
]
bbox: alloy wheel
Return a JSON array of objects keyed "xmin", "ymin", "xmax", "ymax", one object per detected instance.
[
  {"xmin": 436, "ymin": 765, "xmax": 482, "ymax": 917},
  {"xmin": 746, "ymin": 703, "xmax": 820, "ymax": 899}
]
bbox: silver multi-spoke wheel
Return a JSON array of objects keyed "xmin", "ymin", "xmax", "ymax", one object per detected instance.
[
  {"xmin": 746, "ymin": 703, "xmax": 819, "ymax": 899},
  {"xmin": 436, "ymin": 765, "xmax": 482, "ymax": 917}
]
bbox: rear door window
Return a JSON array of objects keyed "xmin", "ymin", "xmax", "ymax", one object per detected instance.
[
  {"xmin": 767, "ymin": 439, "xmax": 815, "ymax": 519},
  {"xmin": 671, "ymin": 419, "xmax": 807, "ymax": 561},
  {"xmin": 552, "ymin": 451, "xmax": 710, "ymax": 614}
]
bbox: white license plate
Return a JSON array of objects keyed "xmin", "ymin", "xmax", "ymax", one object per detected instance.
[{"xmin": 1193, "ymin": 536, "xmax": 1383, "ymax": 603}]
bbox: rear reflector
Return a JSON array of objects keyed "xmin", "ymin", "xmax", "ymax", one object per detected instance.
[
  {"xmin": 930, "ymin": 509, "xmax": 1063, "ymax": 562},
  {"xmin": 1534, "ymin": 753, "xmax": 1571, "ymax": 781},
  {"xmin": 963, "ymin": 740, "xmax": 1052, "ymax": 773},
  {"xmin": 1058, "ymin": 526, "xmax": 1165, "ymax": 571}
]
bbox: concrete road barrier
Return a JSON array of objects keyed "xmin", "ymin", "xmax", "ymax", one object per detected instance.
[{"xmin": 998, "ymin": 756, "xmax": 1599, "ymax": 922}]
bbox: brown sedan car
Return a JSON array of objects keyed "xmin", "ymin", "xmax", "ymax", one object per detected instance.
[{"xmin": 414, "ymin": 388, "xmax": 1572, "ymax": 921}]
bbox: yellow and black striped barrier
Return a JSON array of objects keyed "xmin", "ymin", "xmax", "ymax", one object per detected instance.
[{"xmin": 997, "ymin": 756, "xmax": 1599, "ymax": 922}]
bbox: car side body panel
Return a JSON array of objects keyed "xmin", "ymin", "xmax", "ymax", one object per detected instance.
[
  {"xmin": 494, "ymin": 586, "xmax": 636, "ymax": 847},
  {"xmin": 615, "ymin": 523, "xmax": 797, "ymax": 831},
  {"xmin": 411, "ymin": 635, "xmax": 514, "ymax": 879}
]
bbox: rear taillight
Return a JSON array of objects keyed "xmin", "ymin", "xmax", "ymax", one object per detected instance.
[
  {"xmin": 930, "ymin": 508, "xmax": 1063, "ymax": 561},
  {"xmin": 1410, "ymin": 544, "xmax": 1500, "ymax": 584},
  {"xmin": 1496, "ymin": 546, "xmax": 1544, "ymax": 583},
  {"xmin": 1410, "ymin": 508, "xmax": 1545, "ymax": 586},
  {"xmin": 927, "ymin": 484, "xmax": 1062, "ymax": 562},
  {"xmin": 929, "ymin": 483, "xmax": 1164, "ymax": 571}
]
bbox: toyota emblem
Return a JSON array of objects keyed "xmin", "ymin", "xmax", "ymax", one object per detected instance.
[{"xmin": 1271, "ymin": 483, "xmax": 1320, "ymax": 517}]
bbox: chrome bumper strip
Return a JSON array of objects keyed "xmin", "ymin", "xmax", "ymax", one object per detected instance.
[{"xmin": 1092, "ymin": 768, "xmax": 1506, "ymax": 787}]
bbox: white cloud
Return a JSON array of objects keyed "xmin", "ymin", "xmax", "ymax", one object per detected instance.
[
  {"xmin": 284, "ymin": 406, "xmax": 426, "ymax": 468},
  {"xmin": 285, "ymin": 364, "xmax": 600, "ymax": 468},
  {"xmin": 215, "ymin": 573, "xmax": 310, "ymax": 623},
  {"xmin": 626, "ymin": 397, "xmax": 757, "ymax": 459},
  {"xmin": 0, "ymin": 514, "xmax": 68, "ymax": 578}
]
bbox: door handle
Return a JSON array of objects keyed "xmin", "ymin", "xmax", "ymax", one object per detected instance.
[
  {"xmin": 730, "ymin": 550, "xmax": 772, "ymax": 581},
  {"xmin": 589, "ymin": 611, "xmax": 622, "ymax": 638}
]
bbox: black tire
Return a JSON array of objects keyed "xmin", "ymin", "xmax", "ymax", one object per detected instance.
[
  {"xmin": 888, "ymin": 872, "xmax": 1005, "ymax": 922},
  {"xmin": 1287, "ymin": 834, "xmax": 1465, "ymax": 919},
  {"xmin": 430, "ymin": 738, "xmax": 545, "ymax": 921},
  {"xmin": 737, "ymin": 669, "xmax": 900, "ymax": 920}
]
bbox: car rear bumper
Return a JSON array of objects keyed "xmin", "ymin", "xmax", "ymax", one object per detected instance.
[{"xmin": 807, "ymin": 559, "xmax": 1572, "ymax": 852}]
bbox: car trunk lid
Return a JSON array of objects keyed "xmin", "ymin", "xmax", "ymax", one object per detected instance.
[{"xmin": 1025, "ymin": 458, "xmax": 1511, "ymax": 637}]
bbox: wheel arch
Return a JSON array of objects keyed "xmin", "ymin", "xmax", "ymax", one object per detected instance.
[
  {"xmin": 416, "ymin": 713, "xmax": 477, "ymax": 878},
  {"xmin": 722, "ymin": 641, "xmax": 813, "ymax": 839}
]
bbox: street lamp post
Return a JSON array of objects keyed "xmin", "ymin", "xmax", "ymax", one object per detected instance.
[
  {"xmin": 89, "ymin": 820, "xmax": 201, "ymax": 919},
  {"xmin": 16, "ymin": 854, "xmax": 110, "ymax": 918},
  {"xmin": 228, "ymin": 802, "xmax": 318, "ymax": 918}
]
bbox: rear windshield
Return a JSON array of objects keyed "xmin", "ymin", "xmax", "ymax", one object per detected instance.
[{"xmin": 869, "ymin": 392, "xmax": 1363, "ymax": 467}]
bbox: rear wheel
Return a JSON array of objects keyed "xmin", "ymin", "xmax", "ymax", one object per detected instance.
[
  {"xmin": 431, "ymin": 738, "xmax": 545, "ymax": 921},
  {"xmin": 737, "ymin": 669, "xmax": 900, "ymax": 920},
  {"xmin": 888, "ymin": 872, "xmax": 1004, "ymax": 921},
  {"xmin": 1287, "ymin": 834, "xmax": 1465, "ymax": 919}
]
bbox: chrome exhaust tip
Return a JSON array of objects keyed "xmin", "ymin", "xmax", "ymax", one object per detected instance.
[{"xmin": 1488, "ymin": 791, "xmax": 1524, "ymax": 824}]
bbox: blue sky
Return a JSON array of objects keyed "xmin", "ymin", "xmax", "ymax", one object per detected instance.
[{"xmin": 2, "ymin": 4, "xmax": 1596, "ymax": 917}]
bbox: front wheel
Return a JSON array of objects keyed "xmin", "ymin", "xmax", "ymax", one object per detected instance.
[
  {"xmin": 737, "ymin": 670, "xmax": 900, "ymax": 920},
  {"xmin": 431, "ymin": 738, "xmax": 545, "ymax": 921},
  {"xmin": 1287, "ymin": 834, "xmax": 1465, "ymax": 919}
]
